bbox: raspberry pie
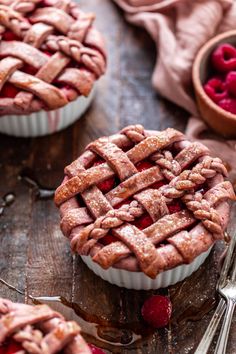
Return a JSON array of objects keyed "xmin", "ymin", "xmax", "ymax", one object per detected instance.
[
  {"xmin": 0, "ymin": 0, "xmax": 106, "ymax": 136},
  {"xmin": 0, "ymin": 298, "xmax": 92, "ymax": 354},
  {"xmin": 55, "ymin": 125, "xmax": 235, "ymax": 290}
]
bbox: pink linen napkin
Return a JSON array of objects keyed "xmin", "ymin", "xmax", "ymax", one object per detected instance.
[{"xmin": 113, "ymin": 0, "xmax": 236, "ymax": 183}]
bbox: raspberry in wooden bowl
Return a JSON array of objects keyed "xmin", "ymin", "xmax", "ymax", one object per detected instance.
[
  {"xmin": 193, "ymin": 30, "xmax": 236, "ymax": 138},
  {"xmin": 0, "ymin": 0, "xmax": 106, "ymax": 137},
  {"xmin": 0, "ymin": 297, "xmax": 106, "ymax": 353},
  {"xmin": 55, "ymin": 125, "xmax": 235, "ymax": 290}
]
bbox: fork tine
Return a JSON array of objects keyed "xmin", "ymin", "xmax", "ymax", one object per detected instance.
[
  {"xmin": 219, "ymin": 231, "xmax": 236, "ymax": 286},
  {"xmin": 230, "ymin": 249, "xmax": 236, "ymax": 281},
  {"xmin": 214, "ymin": 229, "xmax": 236, "ymax": 354}
]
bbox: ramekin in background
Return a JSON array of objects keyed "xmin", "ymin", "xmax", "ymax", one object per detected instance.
[
  {"xmin": 0, "ymin": 90, "xmax": 94, "ymax": 138},
  {"xmin": 81, "ymin": 247, "xmax": 212, "ymax": 290},
  {"xmin": 193, "ymin": 30, "xmax": 236, "ymax": 138}
]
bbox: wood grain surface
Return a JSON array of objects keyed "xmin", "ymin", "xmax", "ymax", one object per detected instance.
[{"xmin": 0, "ymin": 1, "xmax": 235, "ymax": 353}]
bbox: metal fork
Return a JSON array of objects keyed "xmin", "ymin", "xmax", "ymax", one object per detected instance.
[
  {"xmin": 194, "ymin": 229, "xmax": 236, "ymax": 354},
  {"xmin": 214, "ymin": 244, "xmax": 236, "ymax": 354}
]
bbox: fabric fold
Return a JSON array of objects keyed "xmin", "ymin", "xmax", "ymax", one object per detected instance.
[{"xmin": 113, "ymin": 0, "xmax": 236, "ymax": 181}]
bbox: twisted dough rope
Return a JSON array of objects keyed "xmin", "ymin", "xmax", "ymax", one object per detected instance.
[
  {"xmin": 0, "ymin": 1, "xmax": 41, "ymax": 14},
  {"xmin": 14, "ymin": 324, "xmax": 44, "ymax": 354},
  {"xmin": 151, "ymin": 150, "xmax": 182, "ymax": 180},
  {"xmin": 161, "ymin": 157, "xmax": 228, "ymax": 236},
  {"xmin": 183, "ymin": 191, "xmax": 222, "ymax": 235},
  {"xmin": 121, "ymin": 124, "xmax": 146, "ymax": 143},
  {"xmin": 14, "ymin": 321, "xmax": 80, "ymax": 354},
  {"xmin": 71, "ymin": 201, "xmax": 144, "ymax": 254},
  {"xmin": 163, "ymin": 156, "xmax": 227, "ymax": 199}
]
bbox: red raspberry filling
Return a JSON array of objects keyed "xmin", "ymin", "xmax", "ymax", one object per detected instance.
[
  {"xmin": 0, "ymin": 83, "xmax": 19, "ymax": 98},
  {"xmin": 97, "ymin": 177, "xmax": 116, "ymax": 194},
  {"xmin": 0, "ymin": 340, "xmax": 23, "ymax": 354},
  {"xmin": 22, "ymin": 64, "xmax": 38, "ymax": 76},
  {"xmin": 136, "ymin": 160, "xmax": 154, "ymax": 171},
  {"xmin": 100, "ymin": 234, "xmax": 118, "ymax": 245},
  {"xmin": 151, "ymin": 180, "xmax": 167, "ymax": 189},
  {"xmin": 2, "ymin": 31, "xmax": 20, "ymax": 41},
  {"xmin": 88, "ymin": 344, "xmax": 106, "ymax": 354},
  {"xmin": 141, "ymin": 295, "xmax": 172, "ymax": 328},
  {"xmin": 168, "ymin": 201, "xmax": 182, "ymax": 213},
  {"xmin": 133, "ymin": 213, "xmax": 153, "ymax": 230},
  {"xmin": 93, "ymin": 159, "xmax": 116, "ymax": 194},
  {"xmin": 115, "ymin": 198, "xmax": 132, "ymax": 209}
]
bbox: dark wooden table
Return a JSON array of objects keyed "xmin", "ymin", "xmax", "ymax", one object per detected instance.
[{"xmin": 0, "ymin": 1, "xmax": 235, "ymax": 353}]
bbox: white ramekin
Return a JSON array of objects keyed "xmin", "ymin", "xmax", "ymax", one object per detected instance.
[
  {"xmin": 81, "ymin": 246, "xmax": 212, "ymax": 290},
  {"xmin": 0, "ymin": 90, "xmax": 94, "ymax": 137}
]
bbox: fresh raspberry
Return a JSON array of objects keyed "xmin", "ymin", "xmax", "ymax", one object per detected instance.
[
  {"xmin": 168, "ymin": 201, "xmax": 182, "ymax": 214},
  {"xmin": 204, "ymin": 78, "xmax": 228, "ymax": 103},
  {"xmin": 136, "ymin": 161, "xmax": 154, "ymax": 171},
  {"xmin": 94, "ymin": 160, "xmax": 116, "ymax": 193},
  {"xmin": 100, "ymin": 234, "xmax": 118, "ymax": 245},
  {"xmin": 218, "ymin": 97, "xmax": 236, "ymax": 114},
  {"xmin": 133, "ymin": 214, "xmax": 153, "ymax": 230},
  {"xmin": 0, "ymin": 83, "xmax": 19, "ymax": 98},
  {"xmin": 89, "ymin": 344, "xmax": 106, "ymax": 354},
  {"xmin": 211, "ymin": 44, "xmax": 236, "ymax": 72},
  {"xmin": 2, "ymin": 31, "xmax": 20, "ymax": 41},
  {"xmin": 141, "ymin": 295, "xmax": 172, "ymax": 328},
  {"xmin": 225, "ymin": 71, "xmax": 236, "ymax": 97}
]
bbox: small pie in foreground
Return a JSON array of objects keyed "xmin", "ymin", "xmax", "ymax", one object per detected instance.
[{"xmin": 0, "ymin": 297, "xmax": 92, "ymax": 353}]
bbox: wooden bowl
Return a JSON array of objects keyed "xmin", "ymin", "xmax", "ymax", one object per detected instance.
[{"xmin": 193, "ymin": 30, "xmax": 236, "ymax": 138}]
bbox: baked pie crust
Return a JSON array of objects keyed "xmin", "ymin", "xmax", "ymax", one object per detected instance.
[
  {"xmin": 0, "ymin": 0, "xmax": 106, "ymax": 115},
  {"xmin": 55, "ymin": 125, "xmax": 235, "ymax": 279},
  {"xmin": 0, "ymin": 298, "xmax": 91, "ymax": 353}
]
